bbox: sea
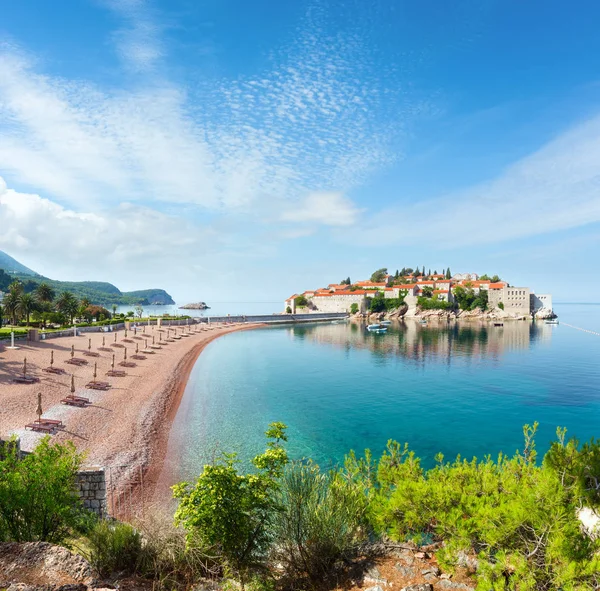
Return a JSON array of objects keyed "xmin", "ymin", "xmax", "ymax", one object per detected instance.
[{"xmin": 161, "ymin": 303, "xmax": 600, "ymax": 484}]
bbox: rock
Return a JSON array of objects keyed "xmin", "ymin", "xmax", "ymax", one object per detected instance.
[
  {"xmin": 438, "ymin": 581, "xmax": 475, "ymax": 590},
  {"xmin": 365, "ymin": 586, "xmax": 385, "ymax": 591},
  {"xmin": 414, "ymin": 551, "xmax": 429, "ymax": 560},
  {"xmin": 456, "ymin": 550, "xmax": 478, "ymax": 571},
  {"xmin": 421, "ymin": 566, "xmax": 441, "ymax": 576},
  {"xmin": 440, "ymin": 573, "xmax": 451, "ymax": 579},
  {"xmin": 365, "ymin": 565, "xmax": 388, "ymax": 585},
  {"xmin": 394, "ymin": 564, "xmax": 416, "ymax": 577},
  {"xmin": 402, "ymin": 584, "xmax": 433, "ymax": 591},
  {"xmin": 0, "ymin": 542, "xmax": 95, "ymax": 587}
]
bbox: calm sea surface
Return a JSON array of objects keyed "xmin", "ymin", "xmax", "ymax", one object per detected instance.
[{"xmin": 162, "ymin": 303, "xmax": 600, "ymax": 484}]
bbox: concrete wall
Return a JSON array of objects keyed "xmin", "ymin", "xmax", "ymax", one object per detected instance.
[
  {"xmin": 489, "ymin": 287, "xmax": 531, "ymax": 314},
  {"xmin": 203, "ymin": 312, "xmax": 349, "ymax": 323},
  {"xmin": 531, "ymin": 293, "xmax": 553, "ymax": 313}
]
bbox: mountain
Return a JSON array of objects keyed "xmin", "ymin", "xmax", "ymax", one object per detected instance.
[
  {"xmin": 0, "ymin": 251, "xmax": 37, "ymax": 276},
  {"xmin": 0, "ymin": 250, "xmax": 175, "ymax": 306}
]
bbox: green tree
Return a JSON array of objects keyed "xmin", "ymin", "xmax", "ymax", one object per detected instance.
[
  {"xmin": 370, "ymin": 268, "xmax": 388, "ymax": 283},
  {"xmin": 420, "ymin": 286, "xmax": 433, "ymax": 298},
  {"xmin": 0, "ymin": 438, "xmax": 86, "ymax": 544},
  {"xmin": 18, "ymin": 292, "xmax": 36, "ymax": 326},
  {"xmin": 445, "ymin": 267, "xmax": 452, "ymax": 279},
  {"xmin": 2, "ymin": 290, "xmax": 19, "ymax": 326},
  {"xmin": 498, "ymin": 301, "xmax": 504, "ymax": 310},
  {"xmin": 368, "ymin": 291, "xmax": 386, "ymax": 313},
  {"xmin": 295, "ymin": 295, "xmax": 308, "ymax": 307},
  {"xmin": 56, "ymin": 291, "xmax": 79, "ymax": 324},
  {"xmin": 350, "ymin": 303, "xmax": 359, "ymax": 314},
  {"xmin": 173, "ymin": 423, "xmax": 289, "ymax": 589},
  {"xmin": 0, "ymin": 304, "xmax": 3, "ymax": 328},
  {"xmin": 490, "ymin": 274, "xmax": 501, "ymax": 283},
  {"xmin": 112, "ymin": 304, "xmax": 118, "ymax": 317},
  {"xmin": 35, "ymin": 282, "xmax": 55, "ymax": 306}
]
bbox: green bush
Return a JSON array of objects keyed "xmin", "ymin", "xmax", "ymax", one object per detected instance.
[
  {"xmin": 83, "ymin": 520, "xmax": 145, "ymax": 577},
  {"xmin": 272, "ymin": 462, "xmax": 368, "ymax": 587},
  {"xmin": 173, "ymin": 423, "xmax": 289, "ymax": 589},
  {"xmin": 350, "ymin": 303, "xmax": 359, "ymax": 314},
  {"xmin": 343, "ymin": 425, "xmax": 600, "ymax": 590},
  {"xmin": 0, "ymin": 438, "xmax": 86, "ymax": 544},
  {"xmin": 498, "ymin": 301, "xmax": 505, "ymax": 310},
  {"xmin": 417, "ymin": 295, "xmax": 452, "ymax": 310}
]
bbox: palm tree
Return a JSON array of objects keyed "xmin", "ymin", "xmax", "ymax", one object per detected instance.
[
  {"xmin": 56, "ymin": 291, "xmax": 79, "ymax": 325},
  {"xmin": 2, "ymin": 290, "xmax": 20, "ymax": 326},
  {"xmin": 18, "ymin": 293, "xmax": 36, "ymax": 326},
  {"xmin": 35, "ymin": 282, "xmax": 55, "ymax": 306},
  {"xmin": 0, "ymin": 303, "xmax": 4, "ymax": 328},
  {"xmin": 112, "ymin": 304, "xmax": 117, "ymax": 317}
]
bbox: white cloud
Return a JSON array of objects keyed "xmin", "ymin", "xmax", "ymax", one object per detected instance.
[
  {"xmin": 0, "ymin": 4, "xmax": 422, "ymax": 216},
  {"xmin": 0, "ymin": 177, "xmax": 223, "ymax": 289},
  {"xmin": 281, "ymin": 192, "xmax": 362, "ymax": 226},
  {"xmin": 357, "ymin": 113, "xmax": 600, "ymax": 247}
]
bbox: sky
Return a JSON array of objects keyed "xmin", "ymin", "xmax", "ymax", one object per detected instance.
[{"xmin": 0, "ymin": 0, "xmax": 599, "ymax": 307}]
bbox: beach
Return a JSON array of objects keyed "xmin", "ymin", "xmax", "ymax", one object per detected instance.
[{"xmin": 0, "ymin": 323, "xmax": 260, "ymax": 504}]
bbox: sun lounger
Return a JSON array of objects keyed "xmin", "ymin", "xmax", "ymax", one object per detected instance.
[
  {"xmin": 85, "ymin": 381, "xmax": 110, "ymax": 391},
  {"xmin": 13, "ymin": 376, "xmax": 40, "ymax": 384},
  {"xmin": 25, "ymin": 422, "xmax": 55, "ymax": 433},
  {"xmin": 61, "ymin": 394, "xmax": 91, "ymax": 406}
]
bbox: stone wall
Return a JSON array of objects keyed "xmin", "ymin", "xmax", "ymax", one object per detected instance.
[
  {"xmin": 309, "ymin": 295, "xmax": 367, "ymax": 314},
  {"xmin": 76, "ymin": 468, "xmax": 107, "ymax": 518},
  {"xmin": 0, "ymin": 439, "xmax": 107, "ymax": 518}
]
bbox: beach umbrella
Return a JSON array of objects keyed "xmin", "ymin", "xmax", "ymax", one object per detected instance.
[
  {"xmin": 136, "ymin": 343, "xmax": 139, "ymax": 354},
  {"xmin": 93, "ymin": 362, "xmax": 97, "ymax": 383},
  {"xmin": 145, "ymin": 339, "xmax": 148, "ymax": 349},
  {"xmin": 36, "ymin": 392, "xmax": 43, "ymax": 422},
  {"xmin": 71, "ymin": 345, "xmax": 75, "ymax": 359},
  {"xmin": 102, "ymin": 336, "xmax": 106, "ymax": 347},
  {"xmin": 143, "ymin": 326, "xmax": 146, "ymax": 333},
  {"xmin": 71, "ymin": 374, "xmax": 75, "ymax": 394},
  {"xmin": 125, "ymin": 329, "xmax": 128, "ymax": 338},
  {"xmin": 23, "ymin": 357, "xmax": 27, "ymax": 378},
  {"xmin": 124, "ymin": 348, "xmax": 127, "ymax": 360},
  {"xmin": 111, "ymin": 354, "xmax": 115, "ymax": 369},
  {"xmin": 114, "ymin": 332, "xmax": 117, "ymax": 343},
  {"xmin": 88, "ymin": 338, "xmax": 92, "ymax": 351},
  {"xmin": 50, "ymin": 350, "xmax": 54, "ymax": 368},
  {"xmin": 153, "ymin": 336, "xmax": 155, "ymax": 345}
]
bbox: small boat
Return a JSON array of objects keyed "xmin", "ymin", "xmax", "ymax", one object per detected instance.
[
  {"xmin": 380, "ymin": 320, "xmax": 392, "ymax": 326},
  {"xmin": 367, "ymin": 324, "xmax": 387, "ymax": 333},
  {"xmin": 494, "ymin": 322, "xmax": 504, "ymax": 327},
  {"xmin": 367, "ymin": 323, "xmax": 382, "ymax": 329},
  {"xmin": 545, "ymin": 319, "xmax": 559, "ymax": 325},
  {"xmin": 420, "ymin": 319, "xmax": 427, "ymax": 325}
]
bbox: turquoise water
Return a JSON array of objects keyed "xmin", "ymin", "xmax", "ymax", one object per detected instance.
[{"xmin": 162, "ymin": 304, "xmax": 600, "ymax": 483}]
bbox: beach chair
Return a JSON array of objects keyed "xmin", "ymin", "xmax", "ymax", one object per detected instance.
[
  {"xmin": 25, "ymin": 422, "xmax": 55, "ymax": 433},
  {"xmin": 61, "ymin": 394, "xmax": 90, "ymax": 407}
]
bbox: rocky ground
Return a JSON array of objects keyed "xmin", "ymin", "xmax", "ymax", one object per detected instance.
[{"xmin": 0, "ymin": 542, "xmax": 476, "ymax": 591}]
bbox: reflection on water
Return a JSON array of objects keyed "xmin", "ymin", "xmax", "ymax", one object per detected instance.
[
  {"xmin": 289, "ymin": 319, "xmax": 551, "ymax": 365},
  {"xmin": 162, "ymin": 305, "xmax": 599, "ymax": 486}
]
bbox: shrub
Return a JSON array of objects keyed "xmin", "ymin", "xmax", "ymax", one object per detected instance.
[
  {"xmin": 84, "ymin": 520, "xmax": 145, "ymax": 577},
  {"xmin": 0, "ymin": 438, "xmax": 86, "ymax": 544},
  {"xmin": 350, "ymin": 303, "xmax": 359, "ymax": 314},
  {"xmin": 344, "ymin": 425, "xmax": 600, "ymax": 590},
  {"xmin": 498, "ymin": 301, "xmax": 505, "ymax": 310},
  {"xmin": 173, "ymin": 423, "xmax": 289, "ymax": 589},
  {"xmin": 272, "ymin": 462, "xmax": 368, "ymax": 587}
]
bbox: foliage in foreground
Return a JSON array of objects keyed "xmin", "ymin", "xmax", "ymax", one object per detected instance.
[
  {"xmin": 343, "ymin": 423, "xmax": 600, "ymax": 590},
  {"xmin": 272, "ymin": 461, "xmax": 368, "ymax": 588},
  {"xmin": 173, "ymin": 423, "xmax": 289, "ymax": 589},
  {"xmin": 0, "ymin": 438, "xmax": 86, "ymax": 544}
]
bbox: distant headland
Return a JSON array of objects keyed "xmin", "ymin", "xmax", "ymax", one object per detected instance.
[
  {"xmin": 284, "ymin": 266, "xmax": 556, "ymax": 320},
  {"xmin": 0, "ymin": 250, "xmax": 175, "ymax": 306}
]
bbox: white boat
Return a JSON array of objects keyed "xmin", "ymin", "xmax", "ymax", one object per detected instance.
[
  {"xmin": 380, "ymin": 320, "xmax": 392, "ymax": 326},
  {"xmin": 545, "ymin": 319, "xmax": 559, "ymax": 325},
  {"xmin": 367, "ymin": 324, "xmax": 387, "ymax": 333}
]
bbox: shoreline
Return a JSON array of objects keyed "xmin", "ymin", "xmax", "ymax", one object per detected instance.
[
  {"xmin": 142, "ymin": 323, "xmax": 262, "ymax": 504},
  {"xmin": 0, "ymin": 323, "xmax": 262, "ymax": 513}
]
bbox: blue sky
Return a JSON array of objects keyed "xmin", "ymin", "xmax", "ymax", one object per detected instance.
[{"xmin": 0, "ymin": 0, "xmax": 599, "ymax": 305}]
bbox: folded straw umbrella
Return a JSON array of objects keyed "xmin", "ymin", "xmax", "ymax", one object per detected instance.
[
  {"xmin": 71, "ymin": 345, "xmax": 75, "ymax": 359},
  {"xmin": 50, "ymin": 350, "xmax": 54, "ymax": 368},
  {"xmin": 36, "ymin": 392, "xmax": 43, "ymax": 422},
  {"xmin": 71, "ymin": 374, "xmax": 75, "ymax": 395},
  {"xmin": 23, "ymin": 357, "xmax": 27, "ymax": 378}
]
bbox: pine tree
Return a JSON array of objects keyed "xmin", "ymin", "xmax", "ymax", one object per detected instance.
[{"xmin": 446, "ymin": 268, "xmax": 451, "ymax": 279}]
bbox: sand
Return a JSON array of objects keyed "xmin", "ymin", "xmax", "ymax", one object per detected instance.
[{"xmin": 0, "ymin": 323, "xmax": 260, "ymax": 501}]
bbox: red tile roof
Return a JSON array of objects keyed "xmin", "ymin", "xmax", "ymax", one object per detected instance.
[{"xmin": 489, "ymin": 282, "xmax": 506, "ymax": 289}]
